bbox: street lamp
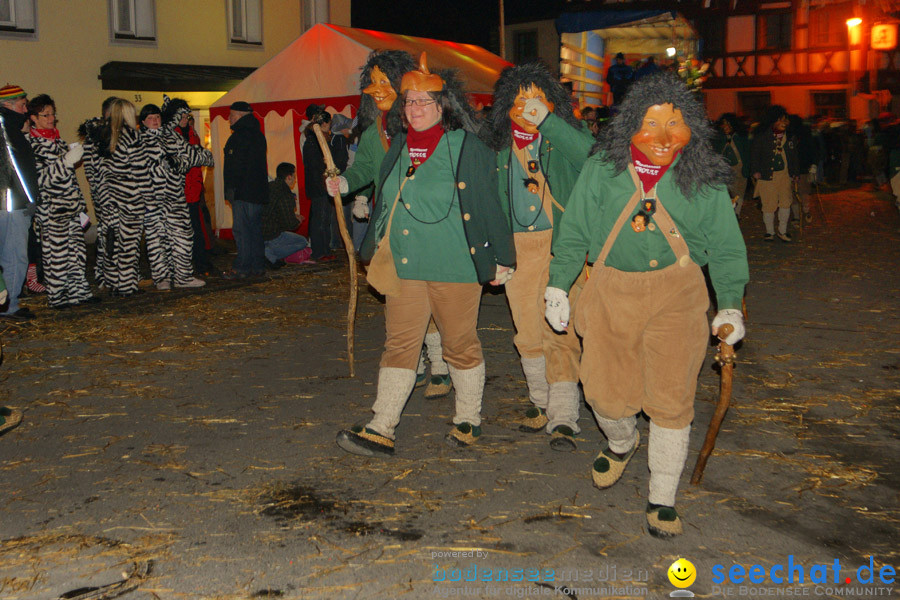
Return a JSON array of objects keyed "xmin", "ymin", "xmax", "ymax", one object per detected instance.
[{"xmin": 846, "ymin": 18, "xmax": 862, "ymax": 103}]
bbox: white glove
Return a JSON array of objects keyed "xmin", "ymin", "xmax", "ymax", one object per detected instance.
[
  {"xmin": 64, "ymin": 142, "xmax": 84, "ymax": 168},
  {"xmin": 491, "ymin": 265, "xmax": 515, "ymax": 286},
  {"xmin": 522, "ymin": 98, "xmax": 549, "ymax": 127},
  {"xmin": 711, "ymin": 308, "xmax": 745, "ymax": 345},
  {"xmin": 544, "ymin": 286, "xmax": 570, "ymax": 333},
  {"xmin": 326, "ymin": 175, "xmax": 349, "ymax": 197},
  {"xmin": 809, "ymin": 164, "xmax": 817, "ymax": 176},
  {"xmin": 352, "ymin": 196, "xmax": 369, "ymax": 220},
  {"xmin": 0, "ymin": 289, "xmax": 7, "ymax": 306}
]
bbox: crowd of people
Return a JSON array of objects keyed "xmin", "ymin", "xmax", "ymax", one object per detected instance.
[{"xmin": 3, "ymin": 49, "xmax": 897, "ymax": 538}]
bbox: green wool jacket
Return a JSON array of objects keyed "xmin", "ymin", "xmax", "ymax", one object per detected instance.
[
  {"xmin": 712, "ymin": 131, "xmax": 751, "ymax": 178},
  {"xmin": 360, "ymin": 129, "xmax": 516, "ymax": 284},
  {"xmin": 548, "ymin": 154, "xmax": 749, "ymax": 311},
  {"xmin": 343, "ymin": 122, "xmax": 386, "ymax": 195},
  {"xmin": 497, "ymin": 113, "xmax": 595, "ymax": 237}
]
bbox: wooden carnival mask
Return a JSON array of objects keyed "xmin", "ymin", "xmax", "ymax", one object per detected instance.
[
  {"xmin": 400, "ymin": 52, "xmax": 444, "ymax": 94},
  {"xmin": 631, "ymin": 103, "xmax": 692, "ymax": 166},
  {"xmin": 363, "ymin": 66, "xmax": 397, "ymax": 112},
  {"xmin": 509, "ymin": 84, "xmax": 555, "ymax": 134}
]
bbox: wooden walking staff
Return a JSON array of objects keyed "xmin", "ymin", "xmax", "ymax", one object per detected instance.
[
  {"xmin": 690, "ymin": 323, "xmax": 735, "ymax": 485},
  {"xmin": 312, "ymin": 122, "xmax": 358, "ymax": 377}
]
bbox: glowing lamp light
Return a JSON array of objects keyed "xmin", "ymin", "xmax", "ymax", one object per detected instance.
[
  {"xmin": 666, "ymin": 47, "xmax": 677, "ymax": 58},
  {"xmin": 846, "ymin": 18, "xmax": 862, "ymax": 28}
]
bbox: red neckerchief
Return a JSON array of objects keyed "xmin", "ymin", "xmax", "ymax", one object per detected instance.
[
  {"xmin": 631, "ymin": 144, "xmax": 677, "ymax": 193},
  {"xmin": 406, "ymin": 122, "xmax": 444, "ymax": 166},
  {"xmin": 29, "ymin": 128, "xmax": 60, "ymax": 140},
  {"xmin": 511, "ymin": 122, "xmax": 538, "ymax": 150}
]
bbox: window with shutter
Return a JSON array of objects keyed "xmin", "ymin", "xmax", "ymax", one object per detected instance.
[
  {"xmin": 0, "ymin": 0, "xmax": 37, "ymax": 39},
  {"xmin": 109, "ymin": 0, "xmax": 155, "ymax": 44},
  {"xmin": 228, "ymin": 0, "xmax": 262, "ymax": 47}
]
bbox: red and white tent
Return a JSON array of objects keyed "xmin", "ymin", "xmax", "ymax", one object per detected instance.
[{"xmin": 210, "ymin": 23, "xmax": 511, "ymax": 234}]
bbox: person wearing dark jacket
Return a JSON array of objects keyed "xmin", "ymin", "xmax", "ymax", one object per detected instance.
[
  {"xmin": 302, "ymin": 105, "xmax": 336, "ymax": 262},
  {"xmin": 0, "ymin": 84, "xmax": 41, "ymax": 320},
  {"xmin": 787, "ymin": 115, "xmax": 819, "ymax": 224},
  {"xmin": 263, "ymin": 162, "xmax": 310, "ymax": 265},
  {"xmin": 749, "ymin": 105, "xmax": 799, "ymax": 242},
  {"xmin": 223, "ymin": 101, "xmax": 268, "ymax": 278}
]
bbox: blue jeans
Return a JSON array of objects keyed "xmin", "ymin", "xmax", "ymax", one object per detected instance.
[
  {"xmin": 231, "ymin": 200, "xmax": 266, "ymax": 275},
  {"xmin": 264, "ymin": 231, "xmax": 308, "ymax": 262},
  {"xmin": 0, "ymin": 209, "xmax": 32, "ymax": 314}
]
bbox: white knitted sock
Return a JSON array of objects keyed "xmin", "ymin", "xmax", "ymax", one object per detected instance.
[
  {"xmin": 648, "ymin": 421, "xmax": 691, "ymax": 506},
  {"xmin": 521, "ymin": 356, "xmax": 549, "ymax": 409},
  {"xmin": 425, "ymin": 331, "xmax": 449, "ymax": 376},
  {"xmin": 368, "ymin": 367, "xmax": 417, "ymax": 439},
  {"xmin": 593, "ymin": 411, "xmax": 637, "ymax": 454},
  {"xmin": 763, "ymin": 212, "xmax": 776, "ymax": 235},
  {"xmin": 547, "ymin": 381, "xmax": 580, "ymax": 434},
  {"xmin": 449, "ymin": 362, "xmax": 485, "ymax": 427},
  {"xmin": 777, "ymin": 207, "xmax": 791, "ymax": 235}
]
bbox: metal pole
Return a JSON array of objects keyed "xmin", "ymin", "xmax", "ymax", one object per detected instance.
[{"xmin": 499, "ymin": 0, "xmax": 506, "ymax": 60}]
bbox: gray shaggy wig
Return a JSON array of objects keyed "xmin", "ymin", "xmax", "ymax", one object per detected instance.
[
  {"xmin": 487, "ymin": 61, "xmax": 583, "ymax": 152},
  {"xmin": 356, "ymin": 50, "xmax": 417, "ymax": 134},
  {"xmin": 594, "ymin": 72, "xmax": 731, "ymax": 197},
  {"xmin": 386, "ymin": 68, "xmax": 485, "ymax": 140}
]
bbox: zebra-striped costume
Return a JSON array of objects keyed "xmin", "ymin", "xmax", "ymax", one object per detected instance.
[
  {"xmin": 79, "ymin": 117, "xmax": 112, "ymax": 288},
  {"xmin": 82, "ymin": 122, "xmax": 148, "ymax": 296},
  {"xmin": 141, "ymin": 122, "xmax": 213, "ymax": 286},
  {"xmin": 27, "ymin": 133, "xmax": 92, "ymax": 307}
]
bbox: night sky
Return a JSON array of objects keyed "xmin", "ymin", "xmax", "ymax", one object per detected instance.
[{"xmin": 351, "ymin": 0, "xmax": 566, "ymax": 53}]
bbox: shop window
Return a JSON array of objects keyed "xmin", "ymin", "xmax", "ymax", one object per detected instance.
[
  {"xmin": 514, "ymin": 30, "xmax": 539, "ymax": 64},
  {"xmin": 812, "ymin": 91, "xmax": 847, "ymax": 119}
]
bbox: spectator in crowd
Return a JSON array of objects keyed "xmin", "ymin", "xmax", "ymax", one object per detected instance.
[
  {"xmin": 169, "ymin": 100, "xmax": 217, "ymax": 276},
  {"xmin": 0, "ymin": 84, "xmax": 41, "ymax": 320},
  {"xmin": 713, "ymin": 113, "xmax": 750, "ymax": 217},
  {"xmin": 223, "ymin": 101, "xmax": 268, "ymax": 279},
  {"xmin": 787, "ymin": 114, "xmax": 820, "ymax": 224},
  {"xmin": 140, "ymin": 98, "xmax": 211, "ymax": 291},
  {"xmin": 79, "ymin": 96, "xmax": 120, "ymax": 289},
  {"xmin": 26, "ymin": 94, "xmax": 97, "ymax": 308},
  {"xmin": 302, "ymin": 104, "xmax": 336, "ymax": 262},
  {"xmin": 80, "ymin": 99, "xmax": 146, "ymax": 296},
  {"xmin": 750, "ymin": 105, "xmax": 798, "ymax": 242},
  {"xmin": 634, "ymin": 56, "xmax": 661, "ymax": 81},
  {"xmin": 328, "ymin": 113, "xmax": 352, "ymax": 252},
  {"xmin": 263, "ymin": 162, "xmax": 311, "ymax": 266},
  {"xmin": 606, "ymin": 53, "xmax": 633, "ymax": 106}
]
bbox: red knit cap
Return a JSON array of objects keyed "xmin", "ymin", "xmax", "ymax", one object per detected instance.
[{"xmin": 0, "ymin": 84, "xmax": 26, "ymax": 101}]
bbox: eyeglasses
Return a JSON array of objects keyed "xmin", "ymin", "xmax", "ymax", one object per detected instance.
[
  {"xmin": 37, "ymin": 112, "xmax": 56, "ymax": 118},
  {"xmin": 403, "ymin": 98, "xmax": 437, "ymax": 108}
]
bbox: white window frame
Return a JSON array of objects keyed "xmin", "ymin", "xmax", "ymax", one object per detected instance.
[
  {"xmin": 109, "ymin": 0, "xmax": 156, "ymax": 46},
  {"xmin": 0, "ymin": 0, "xmax": 37, "ymax": 40},
  {"xmin": 227, "ymin": 0, "xmax": 262, "ymax": 49}
]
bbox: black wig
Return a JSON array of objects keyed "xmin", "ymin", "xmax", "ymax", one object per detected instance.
[
  {"xmin": 487, "ymin": 61, "xmax": 583, "ymax": 152},
  {"xmin": 356, "ymin": 50, "xmax": 417, "ymax": 134},
  {"xmin": 594, "ymin": 72, "xmax": 731, "ymax": 197},
  {"xmin": 716, "ymin": 112, "xmax": 748, "ymax": 137}
]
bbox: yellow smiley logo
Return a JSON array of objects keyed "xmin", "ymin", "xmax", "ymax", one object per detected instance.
[{"xmin": 668, "ymin": 558, "xmax": 697, "ymax": 588}]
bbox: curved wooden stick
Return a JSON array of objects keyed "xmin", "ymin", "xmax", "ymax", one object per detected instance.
[
  {"xmin": 691, "ymin": 323, "xmax": 735, "ymax": 485},
  {"xmin": 312, "ymin": 123, "xmax": 357, "ymax": 378}
]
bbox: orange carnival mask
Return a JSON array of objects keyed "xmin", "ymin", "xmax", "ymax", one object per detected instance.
[
  {"xmin": 509, "ymin": 85, "xmax": 555, "ymax": 134},
  {"xmin": 400, "ymin": 52, "xmax": 444, "ymax": 94},
  {"xmin": 363, "ymin": 66, "xmax": 397, "ymax": 112},
  {"xmin": 631, "ymin": 103, "xmax": 692, "ymax": 166}
]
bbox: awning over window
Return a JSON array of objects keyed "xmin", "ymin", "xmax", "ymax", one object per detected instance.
[{"xmin": 99, "ymin": 61, "xmax": 257, "ymax": 92}]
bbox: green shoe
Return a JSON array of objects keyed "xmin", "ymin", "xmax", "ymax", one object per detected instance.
[
  {"xmin": 517, "ymin": 406, "xmax": 548, "ymax": 433},
  {"xmin": 424, "ymin": 374, "xmax": 452, "ymax": 398},
  {"xmin": 591, "ymin": 431, "xmax": 640, "ymax": 489},
  {"xmin": 414, "ymin": 372, "xmax": 427, "ymax": 388},
  {"xmin": 646, "ymin": 503, "xmax": 683, "ymax": 538},
  {"xmin": 336, "ymin": 425, "xmax": 394, "ymax": 457},
  {"xmin": 0, "ymin": 407, "xmax": 23, "ymax": 436},
  {"xmin": 549, "ymin": 425, "xmax": 576, "ymax": 452},
  {"xmin": 445, "ymin": 422, "xmax": 482, "ymax": 447}
]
